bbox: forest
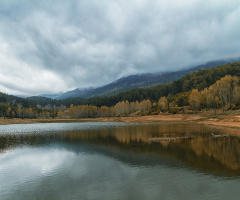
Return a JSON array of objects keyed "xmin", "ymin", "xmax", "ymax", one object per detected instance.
[{"xmin": 0, "ymin": 62, "xmax": 240, "ymax": 119}]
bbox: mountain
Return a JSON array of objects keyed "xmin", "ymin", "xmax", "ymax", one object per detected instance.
[
  {"xmin": 2, "ymin": 62, "xmax": 240, "ymax": 119},
  {"xmin": 61, "ymin": 62, "xmax": 240, "ymax": 107},
  {"xmin": 40, "ymin": 88, "xmax": 95, "ymax": 100},
  {"xmin": 41, "ymin": 57, "xmax": 240, "ymax": 100},
  {"xmin": 3, "ymin": 61, "xmax": 240, "ymax": 109},
  {"xmin": 38, "ymin": 93, "xmax": 63, "ymax": 99},
  {"xmin": 55, "ymin": 88, "xmax": 95, "ymax": 99}
]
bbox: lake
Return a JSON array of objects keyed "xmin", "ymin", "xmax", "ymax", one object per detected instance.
[{"xmin": 0, "ymin": 122, "xmax": 240, "ymax": 200}]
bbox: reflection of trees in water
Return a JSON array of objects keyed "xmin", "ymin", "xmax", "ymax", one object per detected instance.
[
  {"xmin": 0, "ymin": 123, "xmax": 240, "ymax": 177},
  {"xmin": 190, "ymin": 137, "xmax": 240, "ymax": 170},
  {"xmin": 0, "ymin": 133, "xmax": 60, "ymax": 152}
]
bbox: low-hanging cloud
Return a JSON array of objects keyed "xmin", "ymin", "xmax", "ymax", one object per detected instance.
[{"xmin": 0, "ymin": 0, "xmax": 240, "ymax": 96}]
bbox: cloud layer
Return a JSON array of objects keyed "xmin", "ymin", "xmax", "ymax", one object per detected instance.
[{"xmin": 0, "ymin": 0, "xmax": 240, "ymax": 95}]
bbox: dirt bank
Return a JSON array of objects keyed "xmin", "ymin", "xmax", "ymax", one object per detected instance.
[{"xmin": 0, "ymin": 111, "xmax": 240, "ymax": 130}]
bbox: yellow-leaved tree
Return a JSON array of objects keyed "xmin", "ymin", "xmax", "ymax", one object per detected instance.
[{"xmin": 189, "ymin": 89, "xmax": 201, "ymax": 111}]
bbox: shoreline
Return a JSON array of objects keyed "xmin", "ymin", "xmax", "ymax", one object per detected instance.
[{"xmin": 0, "ymin": 112, "xmax": 240, "ymax": 131}]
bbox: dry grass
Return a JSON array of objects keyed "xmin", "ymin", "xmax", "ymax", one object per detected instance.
[{"xmin": 0, "ymin": 110, "xmax": 240, "ymax": 130}]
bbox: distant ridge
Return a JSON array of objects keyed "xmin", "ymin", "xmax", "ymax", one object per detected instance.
[
  {"xmin": 39, "ymin": 93, "xmax": 63, "ymax": 99},
  {"xmin": 40, "ymin": 57, "xmax": 240, "ymax": 100}
]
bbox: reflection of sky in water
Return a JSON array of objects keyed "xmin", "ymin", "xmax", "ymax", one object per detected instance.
[
  {"xmin": 0, "ymin": 144, "xmax": 240, "ymax": 200},
  {"xmin": 0, "ymin": 122, "xmax": 240, "ymax": 200},
  {"xmin": 0, "ymin": 122, "xmax": 128, "ymax": 135}
]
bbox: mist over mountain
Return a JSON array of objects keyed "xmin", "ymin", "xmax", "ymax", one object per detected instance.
[{"xmin": 39, "ymin": 57, "xmax": 240, "ymax": 100}]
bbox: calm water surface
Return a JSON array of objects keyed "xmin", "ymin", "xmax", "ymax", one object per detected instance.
[{"xmin": 0, "ymin": 122, "xmax": 240, "ymax": 200}]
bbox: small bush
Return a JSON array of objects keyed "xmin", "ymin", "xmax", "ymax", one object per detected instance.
[
  {"xmin": 232, "ymin": 105, "xmax": 240, "ymax": 110},
  {"xmin": 229, "ymin": 104, "xmax": 235, "ymax": 110},
  {"xmin": 169, "ymin": 108, "xmax": 179, "ymax": 114}
]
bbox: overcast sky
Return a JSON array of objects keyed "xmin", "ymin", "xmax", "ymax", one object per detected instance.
[{"xmin": 0, "ymin": 0, "xmax": 240, "ymax": 96}]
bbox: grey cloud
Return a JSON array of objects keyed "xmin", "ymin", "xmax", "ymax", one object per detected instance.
[{"xmin": 0, "ymin": 0, "xmax": 240, "ymax": 95}]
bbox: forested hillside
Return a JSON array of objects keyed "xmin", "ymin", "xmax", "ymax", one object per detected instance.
[
  {"xmin": 0, "ymin": 62, "xmax": 240, "ymax": 119},
  {"xmin": 0, "ymin": 93, "xmax": 56, "ymax": 118},
  {"xmin": 61, "ymin": 62, "xmax": 240, "ymax": 107},
  {"xmin": 58, "ymin": 74, "xmax": 240, "ymax": 118},
  {"xmin": 47, "ymin": 58, "xmax": 240, "ymax": 99}
]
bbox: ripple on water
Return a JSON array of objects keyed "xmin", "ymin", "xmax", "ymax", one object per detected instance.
[
  {"xmin": 0, "ymin": 122, "xmax": 128, "ymax": 135},
  {"xmin": 0, "ymin": 122, "xmax": 240, "ymax": 200}
]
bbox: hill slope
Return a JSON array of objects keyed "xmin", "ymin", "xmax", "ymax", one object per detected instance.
[
  {"xmin": 60, "ymin": 62, "xmax": 240, "ymax": 107},
  {"xmin": 2, "ymin": 61, "xmax": 240, "ymax": 109},
  {"xmin": 48, "ymin": 57, "xmax": 240, "ymax": 100}
]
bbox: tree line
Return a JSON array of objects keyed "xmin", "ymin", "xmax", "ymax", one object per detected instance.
[
  {"xmin": 0, "ymin": 62, "xmax": 240, "ymax": 119},
  {"xmin": 58, "ymin": 99, "xmax": 152, "ymax": 118},
  {"xmin": 25, "ymin": 62, "xmax": 240, "ymax": 108},
  {"xmin": 57, "ymin": 75, "xmax": 240, "ymax": 118}
]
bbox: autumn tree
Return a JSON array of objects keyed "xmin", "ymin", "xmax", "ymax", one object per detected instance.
[
  {"xmin": 233, "ymin": 86, "xmax": 240, "ymax": 103},
  {"xmin": 57, "ymin": 110, "xmax": 64, "ymax": 118},
  {"xmin": 12, "ymin": 111, "xmax": 15, "ymax": 118},
  {"xmin": 6, "ymin": 107, "xmax": 12, "ymax": 118},
  {"xmin": 189, "ymin": 89, "xmax": 201, "ymax": 111},
  {"xmin": 139, "ymin": 100, "xmax": 151, "ymax": 112},
  {"xmin": 98, "ymin": 106, "xmax": 110, "ymax": 117},
  {"xmin": 158, "ymin": 97, "xmax": 168, "ymax": 111},
  {"xmin": 129, "ymin": 101, "xmax": 137, "ymax": 113},
  {"xmin": 114, "ymin": 101, "xmax": 126, "ymax": 116},
  {"xmin": 215, "ymin": 75, "xmax": 239, "ymax": 111},
  {"xmin": 24, "ymin": 108, "xmax": 35, "ymax": 118},
  {"xmin": 201, "ymin": 88, "xmax": 214, "ymax": 110}
]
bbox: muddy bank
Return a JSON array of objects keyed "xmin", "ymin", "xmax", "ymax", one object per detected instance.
[{"xmin": 0, "ymin": 112, "xmax": 240, "ymax": 131}]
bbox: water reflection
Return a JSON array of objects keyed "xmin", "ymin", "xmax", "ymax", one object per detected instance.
[
  {"xmin": 0, "ymin": 122, "xmax": 240, "ymax": 177},
  {"xmin": 1, "ymin": 123, "xmax": 240, "ymax": 200}
]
